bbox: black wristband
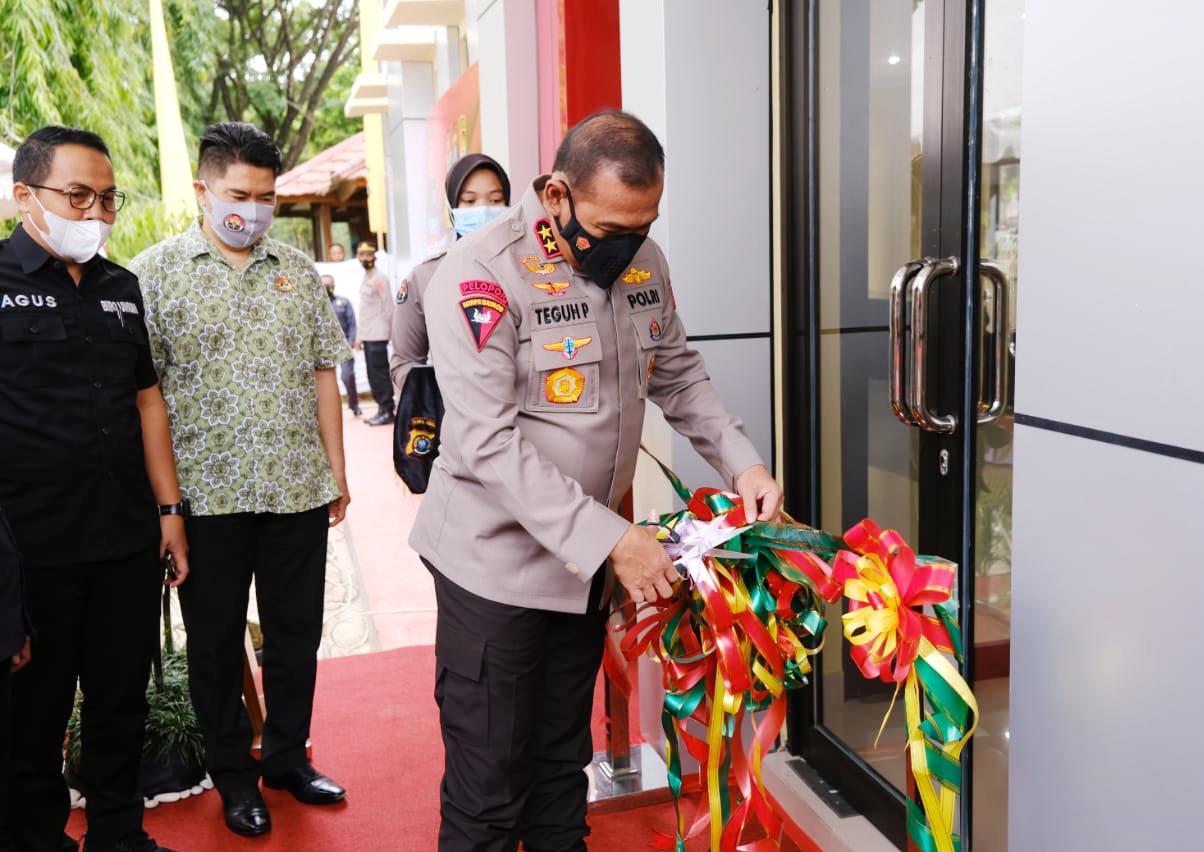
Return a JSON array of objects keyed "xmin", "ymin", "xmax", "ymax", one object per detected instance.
[{"xmin": 158, "ymin": 500, "xmax": 190, "ymax": 517}]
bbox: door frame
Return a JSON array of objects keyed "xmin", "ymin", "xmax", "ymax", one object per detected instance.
[{"xmin": 778, "ymin": 1, "xmax": 987, "ymax": 847}]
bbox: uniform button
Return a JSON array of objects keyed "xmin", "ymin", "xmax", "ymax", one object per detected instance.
[
  {"xmin": 100, "ymin": 426, "xmax": 110, "ymax": 436},
  {"xmin": 84, "ymin": 335, "xmax": 94, "ymax": 344},
  {"xmin": 92, "ymin": 380, "xmax": 103, "ymax": 389},
  {"xmin": 28, "ymin": 326, "xmax": 39, "ymax": 335},
  {"xmin": 565, "ymin": 562, "xmax": 580, "ymax": 575},
  {"xmin": 510, "ymin": 222, "xmax": 522, "ymax": 232}
]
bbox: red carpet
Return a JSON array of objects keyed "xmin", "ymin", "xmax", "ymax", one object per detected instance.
[{"xmin": 66, "ymin": 646, "xmax": 664, "ymax": 851}]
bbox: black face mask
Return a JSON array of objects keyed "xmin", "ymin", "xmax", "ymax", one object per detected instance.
[
  {"xmin": 554, "ymin": 184, "xmax": 647, "ymax": 290},
  {"xmin": 325, "ymin": 287, "xmax": 336, "ymax": 300},
  {"xmin": 360, "ymin": 259, "xmax": 375, "ymax": 270}
]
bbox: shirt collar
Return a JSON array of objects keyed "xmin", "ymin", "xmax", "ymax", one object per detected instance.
[{"xmin": 9, "ymin": 223, "xmax": 107, "ymax": 277}]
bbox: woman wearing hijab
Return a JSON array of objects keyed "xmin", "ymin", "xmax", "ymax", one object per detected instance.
[
  {"xmin": 389, "ymin": 153, "xmax": 510, "ymax": 392},
  {"xmin": 389, "ymin": 154, "xmax": 510, "ymax": 492}
]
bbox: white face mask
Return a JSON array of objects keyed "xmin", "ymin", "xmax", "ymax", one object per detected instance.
[
  {"xmin": 202, "ymin": 182, "xmax": 275, "ymax": 249},
  {"xmin": 28, "ymin": 193, "xmax": 112, "ymax": 264}
]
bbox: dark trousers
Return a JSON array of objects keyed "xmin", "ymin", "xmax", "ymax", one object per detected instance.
[
  {"xmin": 362, "ymin": 340, "xmax": 394, "ymax": 411},
  {"xmin": 7, "ymin": 549, "xmax": 161, "ymax": 851},
  {"xmin": 425, "ymin": 561, "xmax": 607, "ymax": 852},
  {"xmin": 179, "ymin": 508, "xmax": 328, "ymax": 794},
  {"xmin": 339, "ymin": 358, "xmax": 359, "ymax": 410}
]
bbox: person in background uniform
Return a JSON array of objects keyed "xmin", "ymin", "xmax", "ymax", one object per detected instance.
[
  {"xmin": 353, "ymin": 242, "xmax": 395, "ymax": 426},
  {"xmin": 410, "ymin": 110, "xmax": 784, "ymax": 852},
  {"xmin": 389, "ymin": 153, "xmax": 511, "ymax": 395},
  {"xmin": 323, "ymin": 274, "xmax": 360, "ymax": 416},
  {"xmin": 129, "ymin": 121, "xmax": 351, "ymax": 840},
  {"xmin": 0, "ymin": 126, "xmax": 189, "ymax": 852}
]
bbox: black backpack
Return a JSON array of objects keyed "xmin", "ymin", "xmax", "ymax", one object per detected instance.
[{"xmin": 392, "ymin": 365, "xmax": 444, "ymax": 493}]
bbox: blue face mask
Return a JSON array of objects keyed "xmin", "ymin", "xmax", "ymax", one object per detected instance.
[{"xmin": 451, "ymin": 205, "xmax": 507, "ymax": 237}]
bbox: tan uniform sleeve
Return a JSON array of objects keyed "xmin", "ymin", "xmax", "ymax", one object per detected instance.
[
  {"xmin": 389, "ymin": 263, "xmax": 431, "ymax": 393},
  {"xmin": 425, "ymin": 257, "xmax": 629, "ymax": 573},
  {"xmin": 648, "ymin": 279, "xmax": 765, "ymax": 489}
]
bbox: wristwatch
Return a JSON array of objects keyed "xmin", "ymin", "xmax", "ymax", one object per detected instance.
[{"xmin": 158, "ymin": 500, "xmax": 191, "ymax": 517}]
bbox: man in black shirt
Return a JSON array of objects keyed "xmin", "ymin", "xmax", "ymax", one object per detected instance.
[{"xmin": 0, "ymin": 127, "xmax": 189, "ymax": 852}]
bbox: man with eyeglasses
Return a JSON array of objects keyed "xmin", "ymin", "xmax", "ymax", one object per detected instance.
[
  {"xmin": 129, "ymin": 121, "xmax": 351, "ymax": 839},
  {"xmin": 0, "ymin": 126, "xmax": 189, "ymax": 852}
]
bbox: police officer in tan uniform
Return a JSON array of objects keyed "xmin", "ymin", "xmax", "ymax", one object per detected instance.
[
  {"xmin": 354, "ymin": 242, "xmax": 395, "ymax": 425},
  {"xmin": 410, "ymin": 110, "xmax": 783, "ymax": 852}
]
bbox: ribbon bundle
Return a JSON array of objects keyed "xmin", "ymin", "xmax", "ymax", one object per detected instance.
[{"xmin": 619, "ymin": 460, "xmax": 978, "ymax": 852}]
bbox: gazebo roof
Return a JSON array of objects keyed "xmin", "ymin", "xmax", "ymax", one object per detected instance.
[{"xmin": 277, "ymin": 131, "xmax": 366, "ymax": 203}]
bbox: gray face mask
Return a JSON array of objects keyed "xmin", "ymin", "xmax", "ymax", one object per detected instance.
[{"xmin": 202, "ymin": 181, "xmax": 274, "ymax": 249}]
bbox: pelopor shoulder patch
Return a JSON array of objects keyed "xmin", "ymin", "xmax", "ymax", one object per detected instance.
[{"xmin": 458, "ymin": 280, "xmax": 509, "ymax": 351}]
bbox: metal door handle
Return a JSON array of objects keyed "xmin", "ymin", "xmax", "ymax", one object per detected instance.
[
  {"xmin": 977, "ymin": 261, "xmax": 1010, "ymax": 424},
  {"xmin": 888, "ymin": 259, "xmax": 927, "ymax": 426},
  {"xmin": 909, "ymin": 256, "xmax": 959, "ymax": 433}
]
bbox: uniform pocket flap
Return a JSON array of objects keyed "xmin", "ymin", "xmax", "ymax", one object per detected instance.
[
  {"xmin": 436, "ymin": 629, "xmax": 485, "ymax": 683},
  {"xmin": 531, "ymin": 322, "xmax": 603, "ymax": 371},
  {"xmin": 0, "ymin": 314, "xmax": 68, "ymax": 342}
]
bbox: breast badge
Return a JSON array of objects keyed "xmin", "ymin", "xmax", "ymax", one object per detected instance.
[
  {"xmin": 395, "ymin": 280, "xmax": 409, "ymax": 304},
  {"xmin": 649, "ymin": 319, "xmax": 662, "ymax": 341},
  {"xmin": 275, "ymin": 274, "xmax": 293, "ymax": 292},
  {"xmin": 620, "ymin": 267, "xmax": 651, "ymax": 285},
  {"xmin": 545, "ymin": 367, "xmax": 585, "ymax": 404},
  {"xmin": 523, "ymin": 256, "xmax": 557, "ymax": 276},
  {"xmin": 405, "ymin": 417, "xmax": 437, "ymax": 459},
  {"xmin": 531, "ymin": 281, "xmax": 571, "ymax": 297},
  {"xmin": 458, "ymin": 280, "xmax": 509, "ymax": 351},
  {"xmin": 542, "ymin": 335, "xmax": 593, "ymax": 361}
]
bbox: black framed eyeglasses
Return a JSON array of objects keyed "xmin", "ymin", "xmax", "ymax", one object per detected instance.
[{"xmin": 26, "ymin": 184, "xmax": 127, "ymax": 213}]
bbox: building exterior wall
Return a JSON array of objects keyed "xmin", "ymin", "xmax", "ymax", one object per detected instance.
[{"xmin": 1008, "ymin": 3, "xmax": 1204, "ymax": 848}]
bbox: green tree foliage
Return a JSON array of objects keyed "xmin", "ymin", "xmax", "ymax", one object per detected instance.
[{"xmin": 0, "ymin": 0, "xmax": 360, "ymax": 260}]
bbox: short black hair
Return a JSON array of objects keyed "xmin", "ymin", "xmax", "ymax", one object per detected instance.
[
  {"xmin": 552, "ymin": 110, "xmax": 664, "ymax": 195},
  {"xmin": 197, "ymin": 121, "xmax": 283, "ymax": 179},
  {"xmin": 12, "ymin": 126, "xmax": 111, "ymax": 185}
]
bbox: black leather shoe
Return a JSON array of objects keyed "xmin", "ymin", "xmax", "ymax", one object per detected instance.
[
  {"xmin": 263, "ymin": 764, "xmax": 346, "ymax": 805},
  {"xmin": 221, "ymin": 788, "xmax": 271, "ymax": 836},
  {"xmin": 365, "ymin": 410, "xmax": 394, "ymax": 426}
]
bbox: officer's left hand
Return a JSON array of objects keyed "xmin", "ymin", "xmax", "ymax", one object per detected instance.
[
  {"xmin": 160, "ymin": 516, "xmax": 190, "ymax": 587},
  {"xmin": 735, "ymin": 464, "xmax": 784, "ymax": 524}
]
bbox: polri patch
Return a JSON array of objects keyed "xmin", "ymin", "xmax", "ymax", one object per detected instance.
[
  {"xmin": 395, "ymin": 280, "xmax": 409, "ymax": 304},
  {"xmin": 649, "ymin": 318, "xmax": 662, "ymax": 341},
  {"xmin": 535, "ymin": 218, "xmax": 561, "ymax": 258},
  {"xmin": 546, "ymin": 367, "xmax": 585, "ymax": 404},
  {"xmin": 458, "ymin": 280, "xmax": 509, "ymax": 351},
  {"xmin": 405, "ymin": 417, "xmax": 437, "ymax": 458}
]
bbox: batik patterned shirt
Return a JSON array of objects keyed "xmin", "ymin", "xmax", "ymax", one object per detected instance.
[{"xmin": 129, "ymin": 220, "xmax": 352, "ymax": 516}]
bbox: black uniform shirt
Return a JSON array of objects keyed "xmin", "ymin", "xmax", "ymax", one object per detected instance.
[{"xmin": 0, "ymin": 224, "xmax": 160, "ymax": 566}]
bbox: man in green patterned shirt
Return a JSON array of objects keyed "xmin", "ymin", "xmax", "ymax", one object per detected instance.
[{"xmin": 129, "ymin": 122, "xmax": 352, "ymax": 839}]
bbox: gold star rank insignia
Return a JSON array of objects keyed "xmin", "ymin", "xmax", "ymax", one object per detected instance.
[
  {"xmin": 530, "ymin": 281, "xmax": 571, "ymax": 296},
  {"xmin": 542, "ymin": 335, "xmax": 593, "ymax": 361},
  {"xmin": 534, "ymin": 218, "xmax": 561, "ymax": 258},
  {"xmin": 620, "ymin": 267, "xmax": 651, "ymax": 285}
]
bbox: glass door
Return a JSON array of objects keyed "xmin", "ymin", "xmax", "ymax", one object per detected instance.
[{"xmin": 779, "ymin": 1, "xmax": 1022, "ymax": 849}]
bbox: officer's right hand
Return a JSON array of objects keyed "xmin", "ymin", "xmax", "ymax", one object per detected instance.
[{"xmin": 610, "ymin": 524, "xmax": 679, "ymax": 605}]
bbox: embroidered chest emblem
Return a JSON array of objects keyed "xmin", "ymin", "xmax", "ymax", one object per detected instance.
[
  {"xmin": 546, "ymin": 367, "xmax": 585, "ymax": 404},
  {"xmin": 275, "ymin": 275, "xmax": 293, "ymax": 292},
  {"xmin": 530, "ymin": 281, "xmax": 571, "ymax": 297},
  {"xmin": 621, "ymin": 267, "xmax": 651, "ymax": 285},
  {"xmin": 649, "ymin": 319, "xmax": 662, "ymax": 341},
  {"xmin": 458, "ymin": 280, "xmax": 509, "ymax": 351},
  {"xmin": 542, "ymin": 335, "xmax": 593, "ymax": 361},
  {"xmin": 523, "ymin": 256, "xmax": 557, "ymax": 276},
  {"xmin": 534, "ymin": 218, "xmax": 561, "ymax": 258}
]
